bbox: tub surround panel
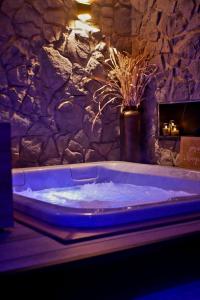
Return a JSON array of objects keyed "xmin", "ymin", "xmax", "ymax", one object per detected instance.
[
  {"xmin": 0, "ymin": 123, "xmax": 13, "ymax": 228},
  {"xmin": 0, "ymin": 220, "xmax": 200, "ymax": 274},
  {"xmin": 12, "ymin": 161, "xmax": 200, "ymax": 185}
]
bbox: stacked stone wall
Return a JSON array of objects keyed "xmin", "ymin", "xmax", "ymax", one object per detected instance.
[
  {"xmin": 92, "ymin": 0, "xmax": 133, "ymax": 51},
  {"xmin": 132, "ymin": 0, "xmax": 200, "ymax": 165},
  {"xmin": 93, "ymin": 0, "xmax": 200, "ymax": 165},
  {"xmin": 0, "ymin": 0, "xmax": 199, "ymax": 167},
  {"xmin": 0, "ymin": 0, "xmax": 120, "ymax": 167}
]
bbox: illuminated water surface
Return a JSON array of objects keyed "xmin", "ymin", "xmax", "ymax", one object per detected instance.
[{"xmin": 16, "ymin": 182, "xmax": 195, "ymax": 209}]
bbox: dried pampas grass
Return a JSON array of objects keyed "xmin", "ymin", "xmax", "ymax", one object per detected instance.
[{"xmin": 92, "ymin": 47, "xmax": 157, "ymax": 128}]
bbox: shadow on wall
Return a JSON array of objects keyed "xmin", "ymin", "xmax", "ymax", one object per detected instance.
[{"xmin": 140, "ymin": 78, "xmax": 157, "ymax": 164}]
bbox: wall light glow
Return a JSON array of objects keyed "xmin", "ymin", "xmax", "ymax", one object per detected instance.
[
  {"xmin": 76, "ymin": 0, "xmax": 91, "ymax": 5},
  {"xmin": 77, "ymin": 13, "xmax": 92, "ymax": 22},
  {"xmin": 70, "ymin": 0, "xmax": 99, "ymax": 33},
  {"xmin": 70, "ymin": 20, "xmax": 99, "ymax": 33}
]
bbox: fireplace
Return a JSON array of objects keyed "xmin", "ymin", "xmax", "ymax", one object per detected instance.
[{"xmin": 158, "ymin": 101, "xmax": 200, "ymax": 138}]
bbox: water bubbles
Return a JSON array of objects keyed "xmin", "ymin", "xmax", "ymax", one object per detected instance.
[{"xmin": 15, "ymin": 182, "xmax": 195, "ymax": 210}]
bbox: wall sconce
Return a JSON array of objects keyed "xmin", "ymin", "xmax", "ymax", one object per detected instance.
[
  {"xmin": 76, "ymin": 0, "xmax": 92, "ymax": 14},
  {"xmin": 76, "ymin": 0, "xmax": 91, "ymax": 5}
]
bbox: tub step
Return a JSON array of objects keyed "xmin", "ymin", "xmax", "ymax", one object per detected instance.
[{"xmin": 70, "ymin": 166, "xmax": 98, "ymax": 183}]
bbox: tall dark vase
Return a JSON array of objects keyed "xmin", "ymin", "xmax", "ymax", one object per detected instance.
[{"xmin": 120, "ymin": 106, "xmax": 141, "ymax": 162}]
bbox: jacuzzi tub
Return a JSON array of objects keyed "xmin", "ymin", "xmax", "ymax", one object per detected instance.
[{"xmin": 12, "ymin": 162, "xmax": 200, "ymax": 228}]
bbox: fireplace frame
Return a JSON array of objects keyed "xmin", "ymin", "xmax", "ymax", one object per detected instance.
[{"xmin": 157, "ymin": 100, "xmax": 200, "ymax": 139}]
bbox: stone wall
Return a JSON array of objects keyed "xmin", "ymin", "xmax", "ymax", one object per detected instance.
[
  {"xmin": 92, "ymin": 0, "xmax": 133, "ymax": 52},
  {"xmin": 132, "ymin": 0, "xmax": 200, "ymax": 166},
  {"xmin": 1, "ymin": 0, "xmax": 199, "ymax": 167},
  {"xmin": 0, "ymin": 0, "xmax": 120, "ymax": 167},
  {"xmin": 93, "ymin": 0, "xmax": 200, "ymax": 165}
]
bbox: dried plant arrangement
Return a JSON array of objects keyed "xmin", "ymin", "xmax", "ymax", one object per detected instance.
[{"xmin": 92, "ymin": 47, "xmax": 157, "ymax": 128}]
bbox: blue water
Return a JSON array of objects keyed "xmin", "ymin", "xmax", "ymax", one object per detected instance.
[
  {"xmin": 134, "ymin": 280, "xmax": 200, "ymax": 300},
  {"xmin": 15, "ymin": 182, "xmax": 194, "ymax": 209}
]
